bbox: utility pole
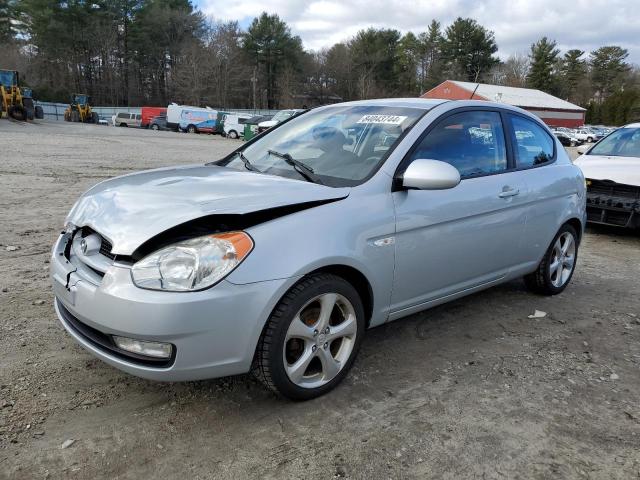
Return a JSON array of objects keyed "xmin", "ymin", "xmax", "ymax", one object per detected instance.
[{"xmin": 251, "ymin": 66, "xmax": 257, "ymax": 110}]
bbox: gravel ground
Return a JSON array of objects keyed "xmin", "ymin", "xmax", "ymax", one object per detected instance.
[{"xmin": 1, "ymin": 120, "xmax": 639, "ymax": 480}]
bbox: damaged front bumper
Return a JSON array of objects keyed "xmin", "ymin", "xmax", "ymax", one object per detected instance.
[
  {"xmin": 50, "ymin": 231, "xmax": 295, "ymax": 381},
  {"xmin": 585, "ymin": 179, "xmax": 640, "ymax": 228}
]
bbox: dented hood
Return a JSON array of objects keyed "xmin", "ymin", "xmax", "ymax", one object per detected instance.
[
  {"xmin": 67, "ymin": 165, "xmax": 350, "ymax": 255},
  {"xmin": 574, "ymin": 154, "xmax": 640, "ymax": 186}
]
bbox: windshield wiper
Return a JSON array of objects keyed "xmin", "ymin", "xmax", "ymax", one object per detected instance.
[
  {"xmin": 267, "ymin": 149, "xmax": 324, "ymax": 185},
  {"xmin": 236, "ymin": 151, "xmax": 260, "ymax": 172}
]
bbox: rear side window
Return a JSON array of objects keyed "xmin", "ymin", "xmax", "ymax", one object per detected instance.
[
  {"xmin": 117, "ymin": 113, "xmax": 128, "ymax": 119},
  {"xmin": 510, "ymin": 115, "xmax": 554, "ymax": 167},
  {"xmin": 409, "ymin": 110, "xmax": 507, "ymax": 178}
]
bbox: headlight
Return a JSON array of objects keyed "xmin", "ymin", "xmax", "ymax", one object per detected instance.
[{"xmin": 131, "ymin": 232, "xmax": 253, "ymax": 291}]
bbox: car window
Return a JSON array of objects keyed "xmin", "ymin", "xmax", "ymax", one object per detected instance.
[
  {"xmin": 510, "ymin": 115, "xmax": 554, "ymax": 167},
  {"xmin": 409, "ymin": 110, "xmax": 507, "ymax": 178},
  {"xmin": 117, "ymin": 113, "xmax": 127, "ymax": 119},
  {"xmin": 136, "ymin": 114, "xmax": 142, "ymax": 120}
]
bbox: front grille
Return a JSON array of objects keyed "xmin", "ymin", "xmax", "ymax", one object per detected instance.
[
  {"xmin": 587, "ymin": 179, "xmax": 640, "ymax": 210},
  {"xmin": 56, "ymin": 299, "xmax": 175, "ymax": 368}
]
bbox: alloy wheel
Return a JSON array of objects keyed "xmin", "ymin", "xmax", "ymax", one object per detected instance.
[
  {"xmin": 283, "ymin": 293, "xmax": 357, "ymax": 389},
  {"xmin": 550, "ymin": 232, "xmax": 576, "ymax": 288}
]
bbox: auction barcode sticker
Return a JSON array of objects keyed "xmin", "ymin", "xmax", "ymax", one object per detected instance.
[{"xmin": 356, "ymin": 115, "xmax": 408, "ymax": 125}]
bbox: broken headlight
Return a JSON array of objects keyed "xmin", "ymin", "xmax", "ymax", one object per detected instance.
[{"xmin": 131, "ymin": 232, "xmax": 253, "ymax": 292}]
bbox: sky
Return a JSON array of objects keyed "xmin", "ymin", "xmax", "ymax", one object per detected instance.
[{"xmin": 194, "ymin": 0, "xmax": 640, "ymax": 64}]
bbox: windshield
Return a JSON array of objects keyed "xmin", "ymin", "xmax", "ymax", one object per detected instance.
[
  {"xmin": 74, "ymin": 95, "xmax": 89, "ymax": 105},
  {"xmin": 589, "ymin": 128, "xmax": 640, "ymax": 158},
  {"xmin": 0, "ymin": 70, "xmax": 16, "ymax": 87},
  {"xmin": 215, "ymin": 105, "xmax": 426, "ymax": 187}
]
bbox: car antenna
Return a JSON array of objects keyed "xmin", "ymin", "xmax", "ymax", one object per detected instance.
[{"xmin": 470, "ymin": 83, "xmax": 480, "ymax": 99}]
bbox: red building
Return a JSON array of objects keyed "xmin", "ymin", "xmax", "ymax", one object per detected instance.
[{"xmin": 421, "ymin": 80, "xmax": 586, "ymax": 128}]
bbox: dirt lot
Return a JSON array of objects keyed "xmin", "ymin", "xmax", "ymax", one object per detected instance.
[{"xmin": 1, "ymin": 120, "xmax": 639, "ymax": 480}]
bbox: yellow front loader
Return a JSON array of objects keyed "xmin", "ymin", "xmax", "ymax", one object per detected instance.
[
  {"xmin": 64, "ymin": 94, "xmax": 99, "ymax": 123},
  {"xmin": 0, "ymin": 69, "xmax": 27, "ymax": 121}
]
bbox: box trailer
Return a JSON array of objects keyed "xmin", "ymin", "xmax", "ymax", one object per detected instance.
[{"xmin": 141, "ymin": 106, "xmax": 167, "ymax": 128}]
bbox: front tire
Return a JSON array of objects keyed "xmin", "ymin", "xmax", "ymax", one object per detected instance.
[
  {"xmin": 151, "ymin": 124, "xmax": 159, "ymax": 131},
  {"xmin": 253, "ymin": 273, "xmax": 365, "ymax": 400},
  {"xmin": 525, "ymin": 224, "xmax": 578, "ymax": 295},
  {"xmin": 187, "ymin": 125, "xmax": 197, "ymax": 133},
  {"xmin": 228, "ymin": 130, "xmax": 238, "ymax": 139}
]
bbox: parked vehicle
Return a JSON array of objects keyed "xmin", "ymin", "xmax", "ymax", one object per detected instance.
[
  {"xmin": 112, "ymin": 112, "xmax": 142, "ymax": 127},
  {"xmin": 573, "ymin": 128, "xmax": 600, "ymax": 143},
  {"xmin": 51, "ymin": 99, "xmax": 586, "ymax": 400},
  {"xmin": 223, "ymin": 113, "xmax": 253, "ymax": 139},
  {"xmin": 149, "ymin": 114, "xmax": 168, "ymax": 131},
  {"xmin": 179, "ymin": 107, "xmax": 218, "ymax": 133},
  {"xmin": 257, "ymin": 109, "xmax": 304, "ymax": 133},
  {"xmin": 574, "ymin": 124, "xmax": 640, "ymax": 228},
  {"xmin": 141, "ymin": 107, "xmax": 167, "ymax": 128},
  {"xmin": 553, "ymin": 130, "xmax": 579, "ymax": 147},
  {"xmin": 97, "ymin": 116, "xmax": 109, "ymax": 126}
]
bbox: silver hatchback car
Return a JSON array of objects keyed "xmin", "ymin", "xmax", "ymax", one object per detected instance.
[{"xmin": 51, "ymin": 99, "xmax": 586, "ymax": 400}]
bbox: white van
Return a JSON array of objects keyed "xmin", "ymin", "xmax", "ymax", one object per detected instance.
[
  {"xmin": 223, "ymin": 113, "xmax": 252, "ymax": 139},
  {"xmin": 112, "ymin": 112, "xmax": 142, "ymax": 127},
  {"xmin": 167, "ymin": 103, "xmax": 218, "ymax": 133}
]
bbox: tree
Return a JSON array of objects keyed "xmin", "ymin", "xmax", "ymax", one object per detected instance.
[
  {"xmin": 0, "ymin": 0, "xmax": 15, "ymax": 43},
  {"xmin": 416, "ymin": 20, "xmax": 444, "ymax": 92},
  {"xmin": 560, "ymin": 49, "xmax": 587, "ymax": 103},
  {"xmin": 590, "ymin": 46, "xmax": 630, "ymax": 99},
  {"xmin": 243, "ymin": 12, "xmax": 304, "ymax": 108},
  {"xmin": 396, "ymin": 32, "xmax": 420, "ymax": 95},
  {"xmin": 349, "ymin": 28, "xmax": 401, "ymax": 98},
  {"xmin": 527, "ymin": 37, "xmax": 561, "ymax": 94},
  {"xmin": 441, "ymin": 17, "xmax": 499, "ymax": 82}
]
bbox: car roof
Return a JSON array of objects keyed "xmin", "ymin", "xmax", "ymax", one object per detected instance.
[{"xmin": 336, "ymin": 98, "xmax": 447, "ymax": 110}]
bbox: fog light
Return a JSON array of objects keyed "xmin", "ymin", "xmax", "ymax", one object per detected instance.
[{"xmin": 112, "ymin": 336, "xmax": 173, "ymax": 359}]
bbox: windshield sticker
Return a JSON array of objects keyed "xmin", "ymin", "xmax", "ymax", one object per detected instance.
[{"xmin": 356, "ymin": 114, "xmax": 408, "ymax": 125}]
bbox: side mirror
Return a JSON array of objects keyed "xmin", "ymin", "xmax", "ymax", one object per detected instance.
[
  {"xmin": 400, "ymin": 159, "xmax": 461, "ymax": 190},
  {"xmin": 576, "ymin": 145, "xmax": 588, "ymax": 155}
]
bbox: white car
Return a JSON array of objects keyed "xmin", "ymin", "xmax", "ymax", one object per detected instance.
[
  {"xmin": 257, "ymin": 109, "xmax": 304, "ymax": 133},
  {"xmin": 573, "ymin": 128, "xmax": 597, "ymax": 143},
  {"xmin": 574, "ymin": 123, "xmax": 640, "ymax": 228}
]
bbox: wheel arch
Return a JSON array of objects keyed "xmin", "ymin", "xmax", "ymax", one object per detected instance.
[
  {"xmin": 564, "ymin": 217, "xmax": 583, "ymax": 244},
  {"xmin": 303, "ymin": 264, "xmax": 374, "ymax": 328}
]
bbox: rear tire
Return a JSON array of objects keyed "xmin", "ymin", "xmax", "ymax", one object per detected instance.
[
  {"xmin": 151, "ymin": 124, "xmax": 159, "ymax": 131},
  {"xmin": 524, "ymin": 224, "xmax": 579, "ymax": 295},
  {"xmin": 228, "ymin": 130, "xmax": 238, "ymax": 139},
  {"xmin": 253, "ymin": 273, "xmax": 365, "ymax": 400},
  {"xmin": 187, "ymin": 124, "xmax": 197, "ymax": 133},
  {"xmin": 35, "ymin": 106, "xmax": 44, "ymax": 119},
  {"xmin": 91, "ymin": 112, "xmax": 99, "ymax": 124},
  {"xmin": 71, "ymin": 110, "xmax": 80, "ymax": 122}
]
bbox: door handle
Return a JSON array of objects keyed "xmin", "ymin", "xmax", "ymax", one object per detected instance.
[{"xmin": 498, "ymin": 188, "xmax": 520, "ymax": 198}]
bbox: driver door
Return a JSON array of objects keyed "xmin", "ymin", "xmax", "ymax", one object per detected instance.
[{"xmin": 390, "ymin": 109, "xmax": 528, "ymax": 316}]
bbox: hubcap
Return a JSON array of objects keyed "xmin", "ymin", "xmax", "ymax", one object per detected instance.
[
  {"xmin": 283, "ymin": 293, "xmax": 357, "ymax": 389},
  {"xmin": 550, "ymin": 232, "xmax": 576, "ymax": 288}
]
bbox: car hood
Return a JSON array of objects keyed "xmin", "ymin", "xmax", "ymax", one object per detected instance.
[
  {"xmin": 66, "ymin": 165, "xmax": 350, "ymax": 255},
  {"xmin": 574, "ymin": 154, "xmax": 640, "ymax": 186}
]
